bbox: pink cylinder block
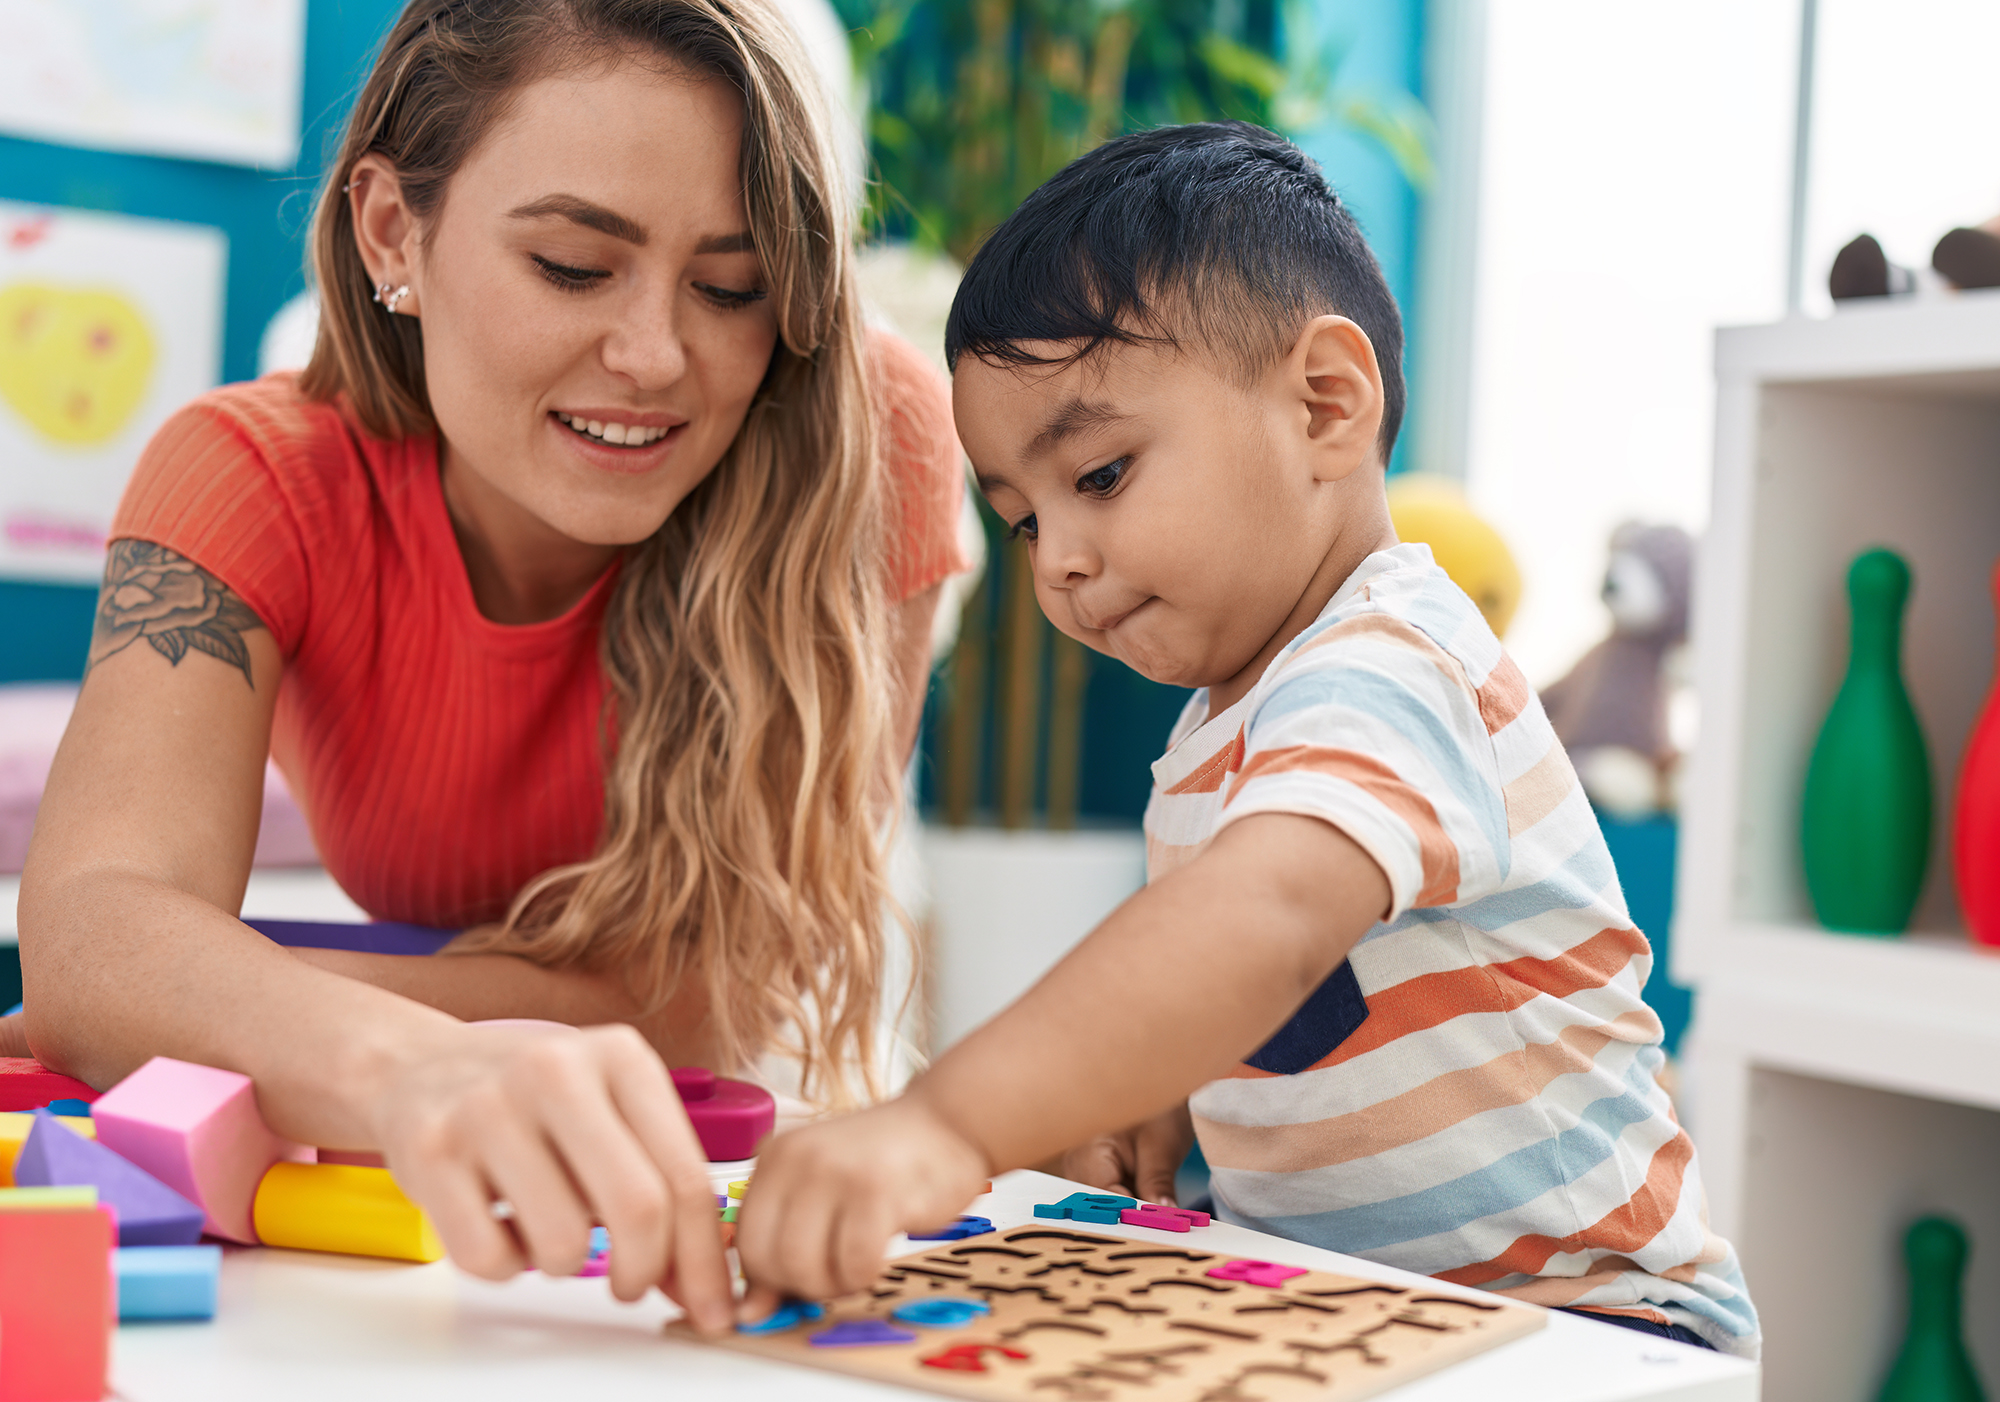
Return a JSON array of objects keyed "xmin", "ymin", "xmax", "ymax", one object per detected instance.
[{"xmin": 670, "ymin": 1067, "xmax": 774, "ymax": 1162}]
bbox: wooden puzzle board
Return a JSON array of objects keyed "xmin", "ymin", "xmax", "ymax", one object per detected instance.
[{"xmin": 676, "ymin": 1225, "xmax": 1545, "ymax": 1401}]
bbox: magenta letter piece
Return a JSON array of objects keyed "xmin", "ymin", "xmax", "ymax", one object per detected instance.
[
  {"xmin": 1205, "ymin": 1258, "xmax": 1308, "ymax": 1288},
  {"xmin": 1120, "ymin": 1203, "xmax": 1212, "ymax": 1232}
]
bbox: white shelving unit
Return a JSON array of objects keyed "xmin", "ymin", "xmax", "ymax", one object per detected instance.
[{"xmin": 1679, "ymin": 292, "xmax": 2000, "ymax": 1401}]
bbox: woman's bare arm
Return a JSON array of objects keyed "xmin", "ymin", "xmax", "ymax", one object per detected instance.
[{"xmin": 19, "ymin": 544, "xmax": 734, "ymax": 1329}]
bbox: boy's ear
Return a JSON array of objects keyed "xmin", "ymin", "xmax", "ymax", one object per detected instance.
[{"xmin": 1287, "ymin": 315, "xmax": 1385, "ymax": 482}]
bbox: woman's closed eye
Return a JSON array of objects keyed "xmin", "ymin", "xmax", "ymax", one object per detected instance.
[
  {"xmin": 531, "ymin": 254, "xmax": 611, "ymax": 292},
  {"xmin": 695, "ymin": 281, "xmax": 769, "ymax": 311},
  {"xmin": 1077, "ymin": 457, "xmax": 1130, "ymax": 497}
]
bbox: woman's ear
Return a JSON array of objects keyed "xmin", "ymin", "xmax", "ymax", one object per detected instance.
[
  {"xmin": 347, "ymin": 154, "xmax": 424, "ymax": 318},
  {"xmin": 1288, "ymin": 314, "xmax": 1384, "ymax": 482}
]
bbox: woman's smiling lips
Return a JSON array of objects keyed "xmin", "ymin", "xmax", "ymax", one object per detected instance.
[{"xmin": 548, "ymin": 407, "xmax": 688, "ymax": 474}]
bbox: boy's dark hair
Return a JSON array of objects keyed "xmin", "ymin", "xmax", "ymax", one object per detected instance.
[{"xmin": 944, "ymin": 120, "xmax": 1405, "ymax": 458}]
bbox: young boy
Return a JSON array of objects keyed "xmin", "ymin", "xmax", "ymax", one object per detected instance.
[{"xmin": 735, "ymin": 121, "xmax": 1758, "ymax": 1357}]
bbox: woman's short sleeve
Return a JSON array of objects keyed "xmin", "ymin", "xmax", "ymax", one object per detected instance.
[
  {"xmin": 110, "ymin": 383, "xmax": 322, "ymax": 657},
  {"xmin": 868, "ymin": 330, "xmax": 970, "ymax": 602}
]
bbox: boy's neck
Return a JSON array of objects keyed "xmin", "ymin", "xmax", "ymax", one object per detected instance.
[{"xmin": 1205, "ymin": 494, "xmax": 1400, "ymax": 715}]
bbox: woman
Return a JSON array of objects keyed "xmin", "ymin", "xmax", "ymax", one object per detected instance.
[{"xmin": 16, "ymin": 0, "xmax": 963, "ymax": 1334}]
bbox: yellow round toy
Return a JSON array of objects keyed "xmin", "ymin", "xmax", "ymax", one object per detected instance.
[
  {"xmin": 0, "ymin": 281, "xmax": 157, "ymax": 446},
  {"xmin": 1386, "ymin": 474, "xmax": 1522, "ymax": 638}
]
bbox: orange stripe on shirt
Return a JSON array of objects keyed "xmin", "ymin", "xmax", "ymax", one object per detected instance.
[
  {"xmin": 1221, "ymin": 924, "xmax": 1650, "ymax": 1080},
  {"xmin": 1433, "ymin": 1129, "xmax": 1696, "ymax": 1287},
  {"xmin": 1165, "ymin": 727, "xmax": 1246, "ymax": 795},
  {"xmin": 1479, "ymin": 653, "xmax": 1531, "ymax": 735},
  {"xmin": 1228, "ymin": 745, "xmax": 1460, "ymax": 906}
]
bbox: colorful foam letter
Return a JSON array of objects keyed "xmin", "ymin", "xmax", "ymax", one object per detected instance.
[
  {"xmin": 252, "ymin": 1162, "xmax": 444, "ymax": 1262},
  {"xmin": 0, "ymin": 1192, "xmax": 113, "ymax": 1401},
  {"xmin": 115, "ymin": 1245, "xmax": 222, "ymax": 1321},
  {"xmin": 16, "ymin": 1110, "xmax": 204, "ymax": 1246},
  {"xmin": 1032, "ymin": 1191, "xmax": 1136, "ymax": 1225},
  {"xmin": 908, "ymin": 1215, "xmax": 994, "ymax": 1241},
  {"xmin": 1206, "ymin": 1258, "xmax": 1308, "ymax": 1288},
  {"xmin": 1120, "ymin": 1203, "xmax": 1212, "ymax": 1232},
  {"xmin": 92, "ymin": 1056, "xmax": 312, "ymax": 1243}
]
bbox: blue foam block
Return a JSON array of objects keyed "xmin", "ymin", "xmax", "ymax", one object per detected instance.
[{"xmin": 115, "ymin": 1245, "xmax": 221, "ymax": 1321}]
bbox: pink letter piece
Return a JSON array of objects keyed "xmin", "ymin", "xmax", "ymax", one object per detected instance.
[
  {"xmin": 1206, "ymin": 1258, "xmax": 1308, "ymax": 1288},
  {"xmin": 1120, "ymin": 1203, "xmax": 1212, "ymax": 1232},
  {"xmin": 92, "ymin": 1057, "xmax": 312, "ymax": 1244}
]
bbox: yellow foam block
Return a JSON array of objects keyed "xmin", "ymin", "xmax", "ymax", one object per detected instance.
[
  {"xmin": 0, "ymin": 1113, "xmax": 97, "ymax": 1187},
  {"xmin": 0, "ymin": 1184, "xmax": 98, "ymax": 1212},
  {"xmin": 252, "ymin": 1162, "xmax": 444, "ymax": 1263}
]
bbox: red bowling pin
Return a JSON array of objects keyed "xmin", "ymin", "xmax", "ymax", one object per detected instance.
[{"xmin": 1957, "ymin": 562, "xmax": 2000, "ymax": 947}]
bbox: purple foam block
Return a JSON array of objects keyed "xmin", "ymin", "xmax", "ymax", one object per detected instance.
[
  {"xmin": 16, "ymin": 1110, "xmax": 205, "ymax": 1246},
  {"xmin": 810, "ymin": 1319, "xmax": 917, "ymax": 1347}
]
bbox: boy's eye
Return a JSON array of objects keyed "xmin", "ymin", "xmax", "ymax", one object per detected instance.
[
  {"xmin": 1077, "ymin": 457, "xmax": 1129, "ymax": 496},
  {"xmin": 532, "ymin": 254, "xmax": 611, "ymax": 292},
  {"xmin": 1006, "ymin": 514, "xmax": 1038, "ymax": 543}
]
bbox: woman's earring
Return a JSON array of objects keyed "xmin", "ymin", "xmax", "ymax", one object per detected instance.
[{"xmin": 372, "ymin": 282, "xmax": 412, "ymax": 315}]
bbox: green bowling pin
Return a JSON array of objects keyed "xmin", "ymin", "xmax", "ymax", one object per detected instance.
[
  {"xmin": 1877, "ymin": 1217, "xmax": 1986, "ymax": 1402},
  {"xmin": 1802, "ymin": 548, "xmax": 1931, "ymax": 934}
]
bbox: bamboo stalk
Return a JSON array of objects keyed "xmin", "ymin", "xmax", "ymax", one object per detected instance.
[
  {"xmin": 1044, "ymin": 631, "xmax": 1092, "ymax": 830},
  {"xmin": 996, "ymin": 539, "xmax": 1046, "ymax": 829},
  {"xmin": 939, "ymin": 566, "xmax": 990, "ymax": 827}
]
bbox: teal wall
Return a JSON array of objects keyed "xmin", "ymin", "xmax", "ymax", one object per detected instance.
[
  {"xmin": 0, "ymin": 0, "xmax": 405, "ymax": 684},
  {"xmin": 1290, "ymin": 0, "xmax": 1427, "ymax": 474}
]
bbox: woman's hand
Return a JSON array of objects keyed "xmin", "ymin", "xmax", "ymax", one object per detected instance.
[
  {"xmin": 1060, "ymin": 1100, "xmax": 1195, "ymax": 1205},
  {"xmin": 733, "ymin": 1093, "xmax": 989, "ymax": 1313},
  {"xmin": 370, "ymin": 1019, "xmax": 734, "ymax": 1333}
]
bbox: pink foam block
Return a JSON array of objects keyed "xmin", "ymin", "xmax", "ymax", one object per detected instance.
[
  {"xmin": 17, "ymin": 1111, "xmax": 204, "ymax": 1246},
  {"xmin": 0, "ymin": 1058, "xmax": 98, "ymax": 1113},
  {"xmin": 670, "ymin": 1067, "xmax": 775, "ymax": 1162},
  {"xmin": 92, "ymin": 1057, "xmax": 311, "ymax": 1244}
]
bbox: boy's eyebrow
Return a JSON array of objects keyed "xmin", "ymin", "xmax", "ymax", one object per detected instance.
[{"xmin": 1028, "ymin": 397, "xmax": 1130, "ymax": 456}]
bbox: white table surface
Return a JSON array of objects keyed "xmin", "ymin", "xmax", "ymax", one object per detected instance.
[{"xmin": 110, "ymin": 1168, "xmax": 1758, "ymax": 1402}]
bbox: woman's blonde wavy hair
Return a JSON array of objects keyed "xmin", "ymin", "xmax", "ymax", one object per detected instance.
[{"xmin": 301, "ymin": 0, "xmax": 901, "ymax": 1106}]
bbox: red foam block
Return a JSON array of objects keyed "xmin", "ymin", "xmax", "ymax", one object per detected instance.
[
  {"xmin": 0, "ymin": 1059, "xmax": 98, "ymax": 1113},
  {"xmin": 670, "ymin": 1067, "xmax": 775, "ymax": 1162},
  {"xmin": 0, "ymin": 1205, "xmax": 113, "ymax": 1402}
]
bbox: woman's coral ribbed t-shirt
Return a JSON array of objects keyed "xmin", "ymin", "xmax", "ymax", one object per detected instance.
[{"xmin": 111, "ymin": 331, "xmax": 968, "ymax": 929}]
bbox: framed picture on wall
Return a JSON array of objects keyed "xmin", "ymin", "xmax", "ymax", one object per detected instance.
[{"xmin": 0, "ymin": 201, "xmax": 225, "ymax": 585}]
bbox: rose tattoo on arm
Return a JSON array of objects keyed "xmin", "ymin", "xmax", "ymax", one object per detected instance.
[{"xmin": 88, "ymin": 541, "xmax": 266, "ymax": 690}]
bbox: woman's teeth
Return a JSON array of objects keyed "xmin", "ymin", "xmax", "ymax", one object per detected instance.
[{"xmin": 555, "ymin": 412, "xmax": 670, "ymax": 446}]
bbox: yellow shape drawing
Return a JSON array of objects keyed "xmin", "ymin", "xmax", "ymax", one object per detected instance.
[
  {"xmin": 1387, "ymin": 473, "xmax": 1523, "ymax": 639},
  {"xmin": 0, "ymin": 282, "xmax": 157, "ymax": 446}
]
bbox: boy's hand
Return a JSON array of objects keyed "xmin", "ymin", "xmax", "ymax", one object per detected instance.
[
  {"xmin": 1061, "ymin": 1101, "xmax": 1194, "ymax": 1204},
  {"xmin": 734, "ymin": 1094, "xmax": 989, "ymax": 1314}
]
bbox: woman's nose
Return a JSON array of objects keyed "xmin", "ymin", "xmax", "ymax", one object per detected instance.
[{"xmin": 602, "ymin": 290, "xmax": 689, "ymax": 389}]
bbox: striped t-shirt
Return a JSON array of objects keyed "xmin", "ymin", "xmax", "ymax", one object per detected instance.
[{"xmin": 1145, "ymin": 543, "xmax": 1757, "ymax": 1357}]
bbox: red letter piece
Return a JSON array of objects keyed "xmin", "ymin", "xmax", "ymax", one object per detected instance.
[
  {"xmin": 920, "ymin": 1343, "xmax": 1030, "ymax": 1373},
  {"xmin": 1206, "ymin": 1258, "xmax": 1308, "ymax": 1288},
  {"xmin": 1120, "ymin": 1203, "xmax": 1212, "ymax": 1232}
]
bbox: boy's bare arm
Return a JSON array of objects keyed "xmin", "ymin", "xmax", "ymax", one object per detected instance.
[
  {"xmin": 913, "ymin": 811, "xmax": 1390, "ymax": 1171},
  {"xmin": 736, "ymin": 811, "xmax": 1391, "ymax": 1304}
]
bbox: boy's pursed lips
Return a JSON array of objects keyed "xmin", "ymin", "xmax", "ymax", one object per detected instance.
[{"xmin": 1071, "ymin": 595, "xmax": 1153, "ymax": 632}]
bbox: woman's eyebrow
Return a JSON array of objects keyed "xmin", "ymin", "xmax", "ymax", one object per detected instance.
[{"xmin": 507, "ymin": 194, "xmax": 649, "ymax": 245}]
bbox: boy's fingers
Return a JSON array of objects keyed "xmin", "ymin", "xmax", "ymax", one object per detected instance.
[
  {"xmin": 834, "ymin": 1200, "xmax": 896, "ymax": 1296},
  {"xmin": 1063, "ymin": 1136, "xmax": 1132, "ymax": 1195},
  {"xmin": 738, "ymin": 1281, "xmax": 784, "ymax": 1326}
]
